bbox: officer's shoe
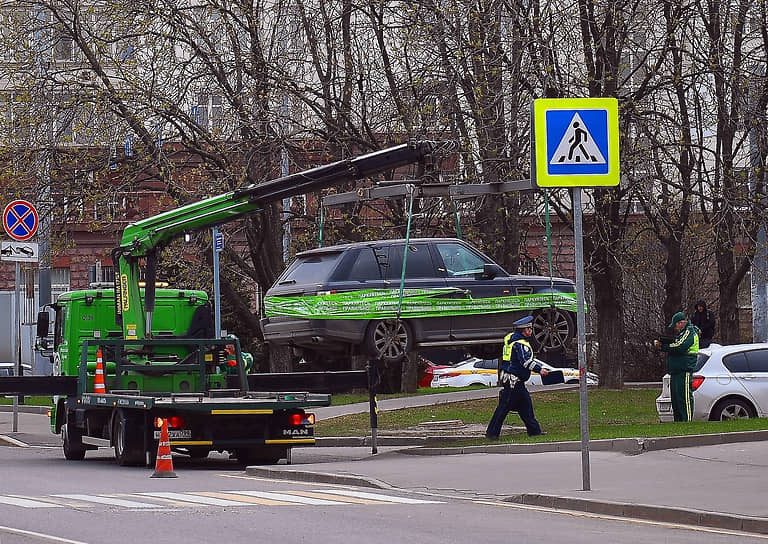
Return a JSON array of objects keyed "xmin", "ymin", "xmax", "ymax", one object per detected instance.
[
  {"xmin": 485, "ymin": 433, "xmax": 500, "ymax": 441},
  {"xmin": 529, "ymin": 431, "xmax": 547, "ymax": 437}
]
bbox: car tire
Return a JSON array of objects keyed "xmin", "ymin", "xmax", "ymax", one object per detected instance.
[
  {"xmin": 531, "ymin": 308, "xmax": 575, "ymax": 352},
  {"xmin": 364, "ymin": 319, "xmax": 413, "ymax": 363},
  {"xmin": 709, "ymin": 397, "xmax": 756, "ymax": 421}
]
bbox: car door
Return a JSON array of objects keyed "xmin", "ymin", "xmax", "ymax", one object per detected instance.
[
  {"xmin": 743, "ymin": 349, "xmax": 768, "ymax": 416},
  {"xmin": 431, "ymin": 240, "xmax": 517, "ymax": 341},
  {"xmin": 383, "ymin": 242, "xmax": 450, "ymax": 342}
]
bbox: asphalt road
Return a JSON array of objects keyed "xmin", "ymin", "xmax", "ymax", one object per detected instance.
[{"xmin": 3, "ymin": 386, "xmax": 768, "ymax": 539}]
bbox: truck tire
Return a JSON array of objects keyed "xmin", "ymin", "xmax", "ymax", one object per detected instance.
[
  {"xmin": 235, "ymin": 446, "xmax": 286, "ymax": 466},
  {"xmin": 62, "ymin": 424, "xmax": 86, "ymax": 461},
  {"xmin": 113, "ymin": 410, "xmax": 145, "ymax": 466}
]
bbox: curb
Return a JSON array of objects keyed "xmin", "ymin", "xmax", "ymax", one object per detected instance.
[
  {"xmin": 246, "ymin": 466, "xmax": 395, "ymax": 490},
  {"xmin": 507, "ymin": 494, "xmax": 768, "ymax": 535}
]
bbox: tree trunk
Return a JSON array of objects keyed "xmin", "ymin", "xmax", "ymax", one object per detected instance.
[{"xmin": 590, "ymin": 247, "xmax": 625, "ymax": 389}]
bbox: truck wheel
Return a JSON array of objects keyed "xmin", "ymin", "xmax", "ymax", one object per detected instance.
[
  {"xmin": 113, "ymin": 411, "xmax": 145, "ymax": 466},
  {"xmin": 62, "ymin": 424, "xmax": 86, "ymax": 461},
  {"xmin": 364, "ymin": 319, "xmax": 412, "ymax": 363},
  {"xmin": 235, "ymin": 446, "xmax": 285, "ymax": 466}
]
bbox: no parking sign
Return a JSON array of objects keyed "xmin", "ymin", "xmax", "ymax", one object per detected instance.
[{"xmin": 3, "ymin": 200, "xmax": 38, "ymax": 241}]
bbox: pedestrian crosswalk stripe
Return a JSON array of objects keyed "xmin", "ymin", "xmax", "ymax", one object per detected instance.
[
  {"xmin": 52, "ymin": 494, "xmax": 162, "ymax": 509},
  {"xmin": 282, "ymin": 491, "xmax": 380, "ymax": 504},
  {"xmin": 318, "ymin": 489, "xmax": 444, "ymax": 504},
  {"xmin": 0, "ymin": 489, "xmax": 445, "ymax": 510},
  {"xmin": 225, "ymin": 490, "xmax": 344, "ymax": 505},
  {"xmin": 194, "ymin": 492, "xmax": 294, "ymax": 506},
  {"xmin": 136, "ymin": 492, "xmax": 253, "ymax": 506},
  {"xmin": 0, "ymin": 496, "xmax": 64, "ymax": 508}
]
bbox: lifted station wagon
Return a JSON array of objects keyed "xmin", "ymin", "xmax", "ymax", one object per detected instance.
[{"xmin": 261, "ymin": 238, "xmax": 578, "ymax": 366}]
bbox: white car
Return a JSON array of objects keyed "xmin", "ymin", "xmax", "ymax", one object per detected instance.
[
  {"xmin": 656, "ymin": 343, "xmax": 768, "ymax": 421},
  {"xmin": 430, "ymin": 357, "xmax": 498, "ymax": 388},
  {"xmin": 430, "ymin": 357, "xmax": 598, "ymax": 388}
]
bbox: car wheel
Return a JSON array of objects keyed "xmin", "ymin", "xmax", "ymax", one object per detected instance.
[
  {"xmin": 531, "ymin": 308, "xmax": 575, "ymax": 352},
  {"xmin": 364, "ymin": 319, "xmax": 413, "ymax": 363},
  {"xmin": 709, "ymin": 397, "xmax": 756, "ymax": 421}
]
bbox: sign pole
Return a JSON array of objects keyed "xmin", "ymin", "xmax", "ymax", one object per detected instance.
[
  {"xmin": 532, "ymin": 97, "xmax": 619, "ymax": 493},
  {"xmin": 13, "ymin": 261, "xmax": 21, "ymax": 432},
  {"xmin": 573, "ymin": 188, "xmax": 591, "ymax": 491}
]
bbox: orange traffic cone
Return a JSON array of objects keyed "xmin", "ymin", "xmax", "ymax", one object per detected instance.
[
  {"xmin": 93, "ymin": 350, "xmax": 106, "ymax": 394},
  {"xmin": 151, "ymin": 418, "xmax": 177, "ymax": 478}
]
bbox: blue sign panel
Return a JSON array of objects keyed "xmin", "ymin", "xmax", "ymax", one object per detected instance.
[
  {"xmin": 545, "ymin": 109, "xmax": 609, "ymax": 176},
  {"xmin": 3, "ymin": 200, "xmax": 38, "ymax": 241}
]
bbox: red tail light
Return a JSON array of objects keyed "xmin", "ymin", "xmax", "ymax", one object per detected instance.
[
  {"xmin": 154, "ymin": 416, "xmax": 185, "ymax": 428},
  {"xmin": 289, "ymin": 413, "xmax": 315, "ymax": 425},
  {"xmin": 444, "ymin": 372, "xmax": 461, "ymax": 378},
  {"xmin": 691, "ymin": 375, "xmax": 705, "ymax": 391}
]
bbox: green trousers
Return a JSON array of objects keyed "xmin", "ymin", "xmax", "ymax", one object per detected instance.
[{"xmin": 670, "ymin": 371, "xmax": 694, "ymax": 422}]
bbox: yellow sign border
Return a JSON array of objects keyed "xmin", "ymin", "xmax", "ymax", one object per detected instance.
[{"xmin": 532, "ymin": 98, "xmax": 620, "ymax": 187}]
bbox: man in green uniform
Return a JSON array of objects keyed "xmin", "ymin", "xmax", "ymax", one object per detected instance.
[{"xmin": 655, "ymin": 312, "xmax": 699, "ymax": 421}]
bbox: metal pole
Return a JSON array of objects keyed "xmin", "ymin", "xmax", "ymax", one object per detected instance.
[
  {"xmin": 573, "ymin": 188, "xmax": 591, "ymax": 491},
  {"xmin": 13, "ymin": 262, "xmax": 21, "ymax": 432},
  {"xmin": 367, "ymin": 359, "xmax": 378, "ymax": 454},
  {"xmin": 212, "ymin": 226, "xmax": 222, "ymax": 338}
]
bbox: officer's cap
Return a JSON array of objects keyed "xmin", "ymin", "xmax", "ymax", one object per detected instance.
[
  {"xmin": 513, "ymin": 315, "xmax": 534, "ymax": 329},
  {"xmin": 668, "ymin": 312, "xmax": 687, "ymax": 328}
]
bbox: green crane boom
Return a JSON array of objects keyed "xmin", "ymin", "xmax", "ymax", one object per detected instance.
[{"xmin": 112, "ymin": 140, "xmax": 444, "ymax": 340}]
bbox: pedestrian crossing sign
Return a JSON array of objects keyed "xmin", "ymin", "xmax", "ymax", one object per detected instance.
[{"xmin": 532, "ymin": 98, "xmax": 620, "ymax": 187}]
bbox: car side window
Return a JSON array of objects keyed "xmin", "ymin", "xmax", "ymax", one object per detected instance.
[
  {"xmin": 722, "ymin": 352, "xmax": 749, "ymax": 373},
  {"xmin": 745, "ymin": 350, "xmax": 768, "ymax": 373},
  {"xmin": 435, "ymin": 242, "xmax": 487, "ymax": 277},
  {"xmin": 475, "ymin": 359, "xmax": 498, "ymax": 370},
  {"xmin": 346, "ymin": 248, "xmax": 384, "ymax": 281},
  {"xmin": 385, "ymin": 244, "xmax": 436, "ymax": 279}
]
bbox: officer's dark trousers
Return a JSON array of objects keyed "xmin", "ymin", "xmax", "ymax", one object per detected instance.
[{"xmin": 486, "ymin": 382, "xmax": 543, "ymax": 437}]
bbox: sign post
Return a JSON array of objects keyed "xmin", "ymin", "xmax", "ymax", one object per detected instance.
[
  {"xmin": 3, "ymin": 200, "xmax": 39, "ymax": 432},
  {"xmin": 532, "ymin": 98, "xmax": 620, "ymax": 492}
]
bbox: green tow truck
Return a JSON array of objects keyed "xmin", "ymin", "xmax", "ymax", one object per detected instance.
[{"xmin": 18, "ymin": 140, "xmax": 445, "ymax": 467}]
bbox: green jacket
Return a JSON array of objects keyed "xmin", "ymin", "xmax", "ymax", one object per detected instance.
[{"xmin": 661, "ymin": 323, "xmax": 699, "ymax": 374}]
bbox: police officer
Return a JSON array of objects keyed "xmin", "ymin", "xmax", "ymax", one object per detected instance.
[{"xmin": 485, "ymin": 315, "xmax": 548, "ymax": 440}]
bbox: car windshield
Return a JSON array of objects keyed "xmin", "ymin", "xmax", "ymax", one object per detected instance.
[{"xmin": 278, "ymin": 252, "xmax": 341, "ymax": 284}]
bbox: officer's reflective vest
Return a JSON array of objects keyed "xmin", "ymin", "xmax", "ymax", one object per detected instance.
[{"xmin": 502, "ymin": 332, "xmax": 532, "ymax": 362}]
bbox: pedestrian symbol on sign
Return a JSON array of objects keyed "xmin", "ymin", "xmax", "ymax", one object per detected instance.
[{"xmin": 550, "ymin": 113, "xmax": 606, "ymax": 166}]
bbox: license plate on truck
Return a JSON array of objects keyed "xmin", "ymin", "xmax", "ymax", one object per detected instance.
[{"xmin": 153, "ymin": 429, "xmax": 192, "ymax": 439}]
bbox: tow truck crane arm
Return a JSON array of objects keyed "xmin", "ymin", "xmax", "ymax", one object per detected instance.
[{"xmin": 113, "ymin": 140, "xmax": 447, "ymax": 340}]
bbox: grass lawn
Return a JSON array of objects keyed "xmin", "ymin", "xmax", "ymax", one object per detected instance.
[
  {"xmin": 0, "ymin": 396, "xmax": 53, "ymax": 406},
  {"xmin": 317, "ymin": 388, "xmax": 768, "ymax": 443}
]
